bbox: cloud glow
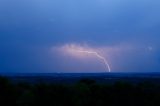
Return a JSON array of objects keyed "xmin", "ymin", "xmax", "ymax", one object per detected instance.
[
  {"xmin": 52, "ymin": 43, "xmax": 113, "ymax": 72},
  {"xmin": 51, "ymin": 43, "xmax": 155, "ymax": 72}
]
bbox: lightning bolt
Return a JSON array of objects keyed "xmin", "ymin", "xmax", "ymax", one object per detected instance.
[{"xmin": 74, "ymin": 50, "xmax": 111, "ymax": 72}]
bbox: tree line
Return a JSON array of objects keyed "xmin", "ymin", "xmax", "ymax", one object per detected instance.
[{"xmin": 0, "ymin": 77, "xmax": 160, "ymax": 106}]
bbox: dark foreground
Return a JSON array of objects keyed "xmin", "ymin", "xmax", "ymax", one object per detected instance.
[{"xmin": 1, "ymin": 73, "xmax": 160, "ymax": 106}]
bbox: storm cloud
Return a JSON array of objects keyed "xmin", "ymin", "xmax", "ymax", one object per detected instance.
[{"xmin": 1, "ymin": 0, "xmax": 160, "ymax": 72}]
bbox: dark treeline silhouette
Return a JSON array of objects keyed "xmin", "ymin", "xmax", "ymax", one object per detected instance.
[{"xmin": 0, "ymin": 76, "xmax": 160, "ymax": 106}]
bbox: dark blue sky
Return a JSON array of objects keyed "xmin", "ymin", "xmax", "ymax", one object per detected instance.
[{"xmin": 1, "ymin": 0, "xmax": 160, "ymax": 73}]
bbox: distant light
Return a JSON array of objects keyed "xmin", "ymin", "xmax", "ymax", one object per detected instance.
[{"xmin": 148, "ymin": 46, "xmax": 153, "ymax": 51}]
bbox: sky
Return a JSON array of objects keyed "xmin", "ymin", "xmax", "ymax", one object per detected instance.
[{"xmin": 1, "ymin": 0, "xmax": 160, "ymax": 73}]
